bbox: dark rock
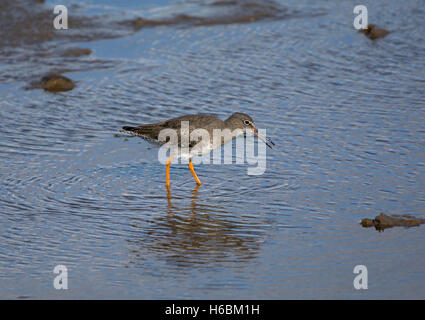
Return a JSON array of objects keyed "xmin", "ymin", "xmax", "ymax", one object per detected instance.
[
  {"xmin": 40, "ymin": 74, "xmax": 75, "ymax": 92},
  {"xmin": 361, "ymin": 213, "xmax": 425, "ymax": 231},
  {"xmin": 360, "ymin": 218, "xmax": 374, "ymax": 228},
  {"xmin": 359, "ymin": 24, "xmax": 389, "ymax": 40}
]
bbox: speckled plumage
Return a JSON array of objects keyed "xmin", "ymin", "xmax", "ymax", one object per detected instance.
[{"xmin": 122, "ymin": 113, "xmax": 256, "ymax": 154}]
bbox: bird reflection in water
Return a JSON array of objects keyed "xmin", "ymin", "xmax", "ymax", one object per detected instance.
[
  {"xmin": 126, "ymin": 187, "xmax": 264, "ymax": 268},
  {"xmin": 166, "ymin": 184, "xmax": 200, "ymax": 216}
]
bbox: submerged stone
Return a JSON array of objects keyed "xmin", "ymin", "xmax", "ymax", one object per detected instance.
[
  {"xmin": 41, "ymin": 74, "xmax": 75, "ymax": 92},
  {"xmin": 361, "ymin": 213, "xmax": 425, "ymax": 231},
  {"xmin": 359, "ymin": 24, "xmax": 390, "ymax": 40}
]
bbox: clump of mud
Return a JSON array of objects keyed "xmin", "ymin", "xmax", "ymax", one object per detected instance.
[
  {"xmin": 361, "ymin": 213, "xmax": 425, "ymax": 231},
  {"xmin": 61, "ymin": 48, "xmax": 92, "ymax": 57},
  {"xmin": 359, "ymin": 24, "xmax": 390, "ymax": 40},
  {"xmin": 30, "ymin": 73, "xmax": 75, "ymax": 93}
]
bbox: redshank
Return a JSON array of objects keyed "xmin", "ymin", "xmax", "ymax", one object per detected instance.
[{"xmin": 121, "ymin": 112, "xmax": 273, "ymax": 188}]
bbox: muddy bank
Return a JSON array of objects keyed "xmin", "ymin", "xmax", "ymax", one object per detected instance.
[
  {"xmin": 0, "ymin": 0, "xmax": 130, "ymax": 48},
  {"xmin": 1, "ymin": 0, "xmax": 292, "ymax": 48},
  {"xmin": 61, "ymin": 48, "xmax": 92, "ymax": 57},
  {"xmin": 361, "ymin": 213, "xmax": 425, "ymax": 231},
  {"xmin": 127, "ymin": 0, "xmax": 291, "ymax": 30},
  {"xmin": 0, "ymin": 0, "xmax": 130, "ymax": 86},
  {"xmin": 0, "ymin": 0, "xmax": 300, "ymax": 87}
]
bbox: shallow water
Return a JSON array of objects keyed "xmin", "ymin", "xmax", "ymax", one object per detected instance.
[{"xmin": 0, "ymin": 0, "xmax": 424, "ymax": 299}]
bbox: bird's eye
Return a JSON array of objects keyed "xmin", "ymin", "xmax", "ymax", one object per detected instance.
[{"xmin": 244, "ymin": 120, "xmax": 251, "ymax": 125}]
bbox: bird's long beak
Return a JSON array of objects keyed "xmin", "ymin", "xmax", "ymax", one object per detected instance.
[{"xmin": 251, "ymin": 128, "xmax": 275, "ymax": 149}]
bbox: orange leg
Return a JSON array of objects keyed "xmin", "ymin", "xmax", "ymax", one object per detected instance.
[
  {"xmin": 189, "ymin": 159, "xmax": 202, "ymax": 186},
  {"xmin": 166, "ymin": 154, "xmax": 175, "ymax": 188}
]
